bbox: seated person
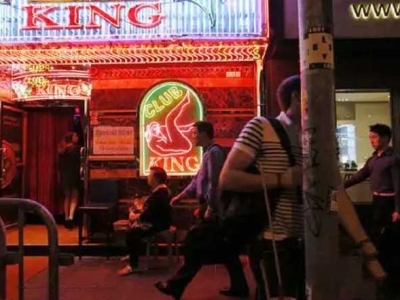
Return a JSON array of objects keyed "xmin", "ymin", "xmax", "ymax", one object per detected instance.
[{"xmin": 118, "ymin": 166, "xmax": 171, "ymax": 276}]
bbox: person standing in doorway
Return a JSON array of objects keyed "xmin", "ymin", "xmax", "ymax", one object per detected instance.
[
  {"xmin": 58, "ymin": 132, "xmax": 81, "ymax": 229},
  {"xmin": 345, "ymin": 124, "xmax": 400, "ymax": 245}
]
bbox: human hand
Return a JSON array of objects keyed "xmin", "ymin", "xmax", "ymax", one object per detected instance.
[
  {"xmin": 129, "ymin": 212, "xmax": 139, "ymax": 221},
  {"xmin": 392, "ymin": 211, "xmax": 399, "ymax": 222},
  {"xmin": 193, "ymin": 208, "xmax": 200, "ymax": 219},
  {"xmin": 170, "ymin": 195, "xmax": 181, "ymax": 205},
  {"xmin": 280, "ymin": 165, "xmax": 302, "ymax": 187}
]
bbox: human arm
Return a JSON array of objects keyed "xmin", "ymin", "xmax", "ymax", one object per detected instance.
[
  {"xmin": 344, "ymin": 160, "xmax": 371, "ymax": 189},
  {"xmin": 171, "ymin": 175, "xmax": 197, "ymax": 205},
  {"xmin": 205, "ymin": 146, "xmax": 225, "ymax": 211},
  {"xmin": 219, "ymin": 117, "xmax": 297, "ymax": 192}
]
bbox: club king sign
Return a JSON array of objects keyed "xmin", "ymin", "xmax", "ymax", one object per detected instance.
[{"xmin": 139, "ymin": 81, "xmax": 204, "ymax": 176}]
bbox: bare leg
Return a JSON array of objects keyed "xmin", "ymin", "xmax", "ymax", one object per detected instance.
[
  {"xmin": 337, "ymin": 186, "xmax": 387, "ymax": 281},
  {"xmin": 69, "ymin": 189, "xmax": 79, "ymax": 220},
  {"xmin": 64, "ymin": 189, "xmax": 71, "ymax": 221}
]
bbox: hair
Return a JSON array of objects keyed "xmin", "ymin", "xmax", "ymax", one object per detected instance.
[
  {"xmin": 150, "ymin": 166, "xmax": 168, "ymax": 184},
  {"xmin": 58, "ymin": 132, "xmax": 76, "ymax": 154},
  {"xmin": 369, "ymin": 123, "xmax": 392, "ymax": 141},
  {"xmin": 193, "ymin": 121, "xmax": 214, "ymax": 139},
  {"xmin": 277, "ymin": 75, "xmax": 301, "ymax": 111},
  {"xmin": 63, "ymin": 132, "xmax": 75, "ymax": 143}
]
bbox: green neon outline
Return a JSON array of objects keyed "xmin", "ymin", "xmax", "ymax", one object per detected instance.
[{"xmin": 139, "ymin": 81, "xmax": 204, "ymax": 176}]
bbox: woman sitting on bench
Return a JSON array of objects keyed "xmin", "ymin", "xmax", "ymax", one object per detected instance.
[{"xmin": 118, "ymin": 166, "xmax": 171, "ymax": 276}]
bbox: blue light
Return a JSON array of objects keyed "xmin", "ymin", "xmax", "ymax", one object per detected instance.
[{"xmin": 0, "ymin": 0, "xmax": 266, "ymax": 43}]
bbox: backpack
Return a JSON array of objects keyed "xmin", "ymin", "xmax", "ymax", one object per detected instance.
[{"xmin": 220, "ymin": 118, "xmax": 296, "ymax": 239}]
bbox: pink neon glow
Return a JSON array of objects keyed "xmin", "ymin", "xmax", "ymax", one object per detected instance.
[{"xmin": 145, "ymin": 91, "xmax": 194, "ymax": 157}]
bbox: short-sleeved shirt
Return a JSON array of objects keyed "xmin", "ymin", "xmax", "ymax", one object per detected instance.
[{"xmin": 232, "ymin": 112, "xmax": 303, "ymax": 240}]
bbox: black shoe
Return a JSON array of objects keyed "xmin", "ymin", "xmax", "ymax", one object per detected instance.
[
  {"xmin": 219, "ymin": 287, "xmax": 249, "ymax": 298},
  {"xmin": 64, "ymin": 219, "xmax": 75, "ymax": 230},
  {"xmin": 155, "ymin": 281, "xmax": 182, "ymax": 300},
  {"xmin": 68, "ymin": 219, "xmax": 76, "ymax": 229},
  {"xmin": 64, "ymin": 220, "xmax": 71, "ymax": 229}
]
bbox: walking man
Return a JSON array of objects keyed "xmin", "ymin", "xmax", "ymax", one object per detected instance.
[{"xmin": 156, "ymin": 121, "xmax": 249, "ymax": 299}]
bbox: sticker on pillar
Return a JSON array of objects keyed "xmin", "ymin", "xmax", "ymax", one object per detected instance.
[
  {"xmin": 302, "ymin": 26, "xmax": 334, "ymax": 70},
  {"xmin": 139, "ymin": 81, "xmax": 204, "ymax": 176}
]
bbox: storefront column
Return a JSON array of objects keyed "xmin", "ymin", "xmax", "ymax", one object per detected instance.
[{"xmin": 391, "ymin": 89, "xmax": 400, "ymax": 155}]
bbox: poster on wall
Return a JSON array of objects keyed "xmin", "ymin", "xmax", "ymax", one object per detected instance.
[
  {"xmin": 139, "ymin": 81, "xmax": 204, "ymax": 176},
  {"xmin": 93, "ymin": 126, "xmax": 134, "ymax": 155}
]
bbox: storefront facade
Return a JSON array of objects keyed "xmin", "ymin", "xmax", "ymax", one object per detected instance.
[
  {"xmin": 0, "ymin": 0, "xmax": 269, "ymax": 221},
  {"xmin": 268, "ymin": 0, "xmax": 400, "ymax": 175}
]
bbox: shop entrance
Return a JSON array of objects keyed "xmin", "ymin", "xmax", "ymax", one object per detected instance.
[
  {"xmin": 19, "ymin": 100, "xmax": 87, "ymax": 224},
  {"xmin": 0, "ymin": 100, "xmax": 90, "ymax": 228}
]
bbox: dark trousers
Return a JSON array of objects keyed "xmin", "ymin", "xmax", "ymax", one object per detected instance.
[
  {"xmin": 249, "ymin": 238, "xmax": 305, "ymax": 300},
  {"xmin": 372, "ymin": 195, "xmax": 395, "ymax": 247},
  {"xmin": 166, "ymin": 219, "xmax": 249, "ymax": 294},
  {"xmin": 126, "ymin": 227, "xmax": 155, "ymax": 268}
]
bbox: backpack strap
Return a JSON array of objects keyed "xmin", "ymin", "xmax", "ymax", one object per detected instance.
[
  {"xmin": 268, "ymin": 118, "xmax": 296, "ymax": 167},
  {"xmin": 209, "ymin": 143, "xmax": 228, "ymax": 162}
]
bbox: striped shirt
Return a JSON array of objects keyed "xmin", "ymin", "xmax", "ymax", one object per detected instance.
[{"xmin": 232, "ymin": 112, "xmax": 303, "ymax": 239}]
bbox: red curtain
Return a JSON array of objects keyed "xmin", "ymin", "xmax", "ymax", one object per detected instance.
[{"xmin": 25, "ymin": 108, "xmax": 74, "ymax": 215}]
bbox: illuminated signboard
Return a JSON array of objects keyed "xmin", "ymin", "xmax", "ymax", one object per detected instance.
[
  {"xmin": 284, "ymin": 0, "xmax": 400, "ymax": 39},
  {"xmin": 11, "ymin": 66, "xmax": 91, "ymax": 101},
  {"xmin": 0, "ymin": 0, "xmax": 267, "ymax": 43},
  {"xmin": 139, "ymin": 81, "xmax": 203, "ymax": 177},
  {"xmin": 349, "ymin": 2, "xmax": 400, "ymax": 20}
]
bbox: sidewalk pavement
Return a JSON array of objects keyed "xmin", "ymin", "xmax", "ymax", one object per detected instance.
[{"xmin": 16, "ymin": 252, "xmax": 377, "ymax": 300}]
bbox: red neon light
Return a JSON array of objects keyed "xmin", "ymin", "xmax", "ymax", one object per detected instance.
[
  {"xmin": 22, "ymin": 6, "xmax": 60, "ymax": 29},
  {"xmin": 66, "ymin": 5, "xmax": 84, "ymax": 29},
  {"xmin": 21, "ymin": 3, "xmax": 163, "ymax": 30},
  {"xmin": 0, "ymin": 42, "xmax": 267, "ymax": 65},
  {"xmin": 140, "ymin": 81, "xmax": 204, "ymax": 176},
  {"xmin": 87, "ymin": 4, "xmax": 123, "ymax": 29},
  {"xmin": 145, "ymin": 91, "xmax": 193, "ymax": 157},
  {"xmin": 128, "ymin": 3, "xmax": 163, "ymax": 29}
]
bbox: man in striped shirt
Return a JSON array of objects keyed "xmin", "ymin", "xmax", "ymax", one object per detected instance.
[{"xmin": 220, "ymin": 75, "xmax": 304, "ymax": 299}]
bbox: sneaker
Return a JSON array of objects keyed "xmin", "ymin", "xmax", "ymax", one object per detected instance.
[
  {"xmin": 120, "ymin": 255, "xmax": 129, "ymax": 262},
  {"xmin": 117, "ymin": 265, "xmax": 140, "ymax": 276}
]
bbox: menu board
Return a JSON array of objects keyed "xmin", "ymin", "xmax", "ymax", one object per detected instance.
[{"xmin": 93, "ymin": 126, "xmax": 134, "ymax": 155}]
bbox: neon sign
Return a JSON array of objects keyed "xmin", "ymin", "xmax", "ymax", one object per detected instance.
[
  {"xmin": 140, "ymin": 81, "xmax": 204, "ymax": 176},
  {"xmin": 22, "ymin": 3, "xmax": 163, "ymax": 30},
  {"xmin": 350, "ymin": 2, "xmax": 400, "ymax": 20},
  {"xmin": 0, "ymin": 0, "xmax": 267, "ymax": 43},
  {"xmin": 11, "ymin": 68, "xmax": 91, "ymax": 101}
]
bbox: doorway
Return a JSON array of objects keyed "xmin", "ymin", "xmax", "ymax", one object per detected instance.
[{"xmin": 21, "ymin": 101, "xmax": 86, "ymax": 222}]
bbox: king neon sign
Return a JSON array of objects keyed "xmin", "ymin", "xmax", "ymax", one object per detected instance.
[
  {"xmin": 22, "ymin": 3, "xmax": 162, "ymax": 30},
  {"xmin": 1, "ymin": 0, "xmax": 265, "ymax": 43}
]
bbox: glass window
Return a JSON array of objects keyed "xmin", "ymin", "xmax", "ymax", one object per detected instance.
[{"xmin": 336, "ymin": 91, "xmax": 390, "ymax": 170}]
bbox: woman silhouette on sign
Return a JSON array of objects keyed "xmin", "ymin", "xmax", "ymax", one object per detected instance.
[{"xmin": 145, "ymin": 91, "xmax": 193, "ymax": 156}]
